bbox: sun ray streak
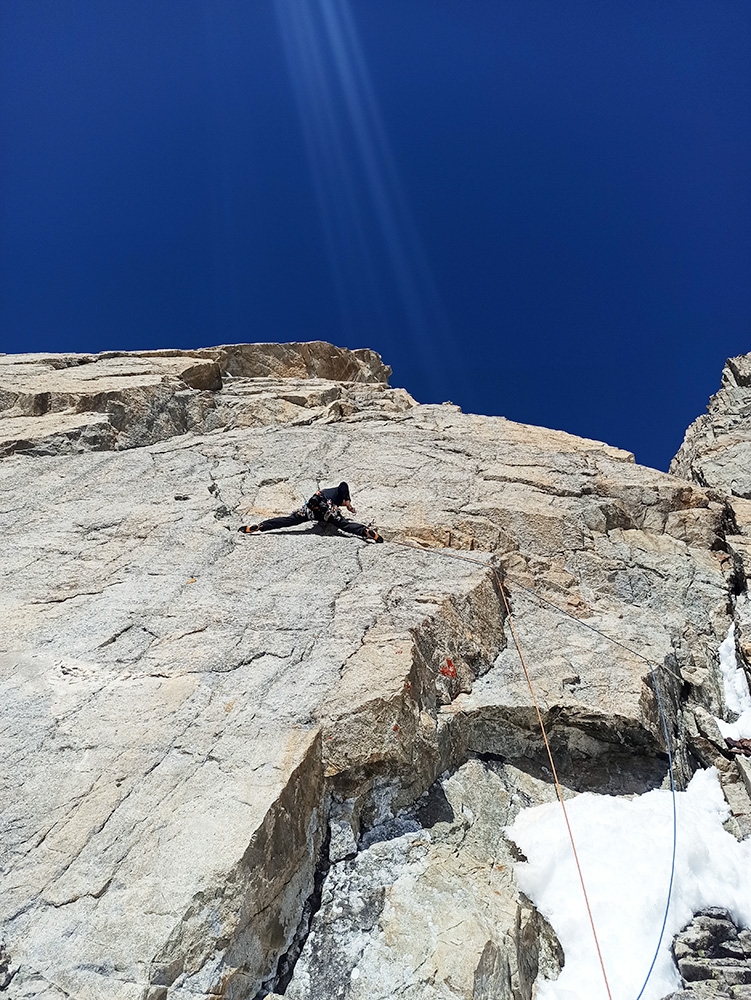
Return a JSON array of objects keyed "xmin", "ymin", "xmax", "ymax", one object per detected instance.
[
  {"xmin": 274, "ymin": 0, "xmax": 461, "ymax": 398},
  {"xmin": 320, "ymin": 0, "xmax": 450, "ymax": 336},
  {"xmin": 275, "ymin": 1, "xmax": 388, "ymax": 337}
]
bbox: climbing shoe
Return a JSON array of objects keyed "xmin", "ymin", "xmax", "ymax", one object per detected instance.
[
  {"xmin": 238, "ymin": 524, "xmax": 260, "ymax": 534},
  {"xmin": 364, "ymin": 528, "xmax": 384, "ymax": 543}
]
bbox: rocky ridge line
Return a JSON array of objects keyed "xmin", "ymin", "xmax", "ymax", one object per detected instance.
[
  {"xmin": 0, "ymin": 342, "xmax": 396, "ymax": 457},
  {"xmin": 672, "ymin": 354, "xmax": 751, "ymax": 500}
]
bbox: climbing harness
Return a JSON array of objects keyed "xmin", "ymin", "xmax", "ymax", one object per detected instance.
[
  {"xmin": 299, "ymin": 502, "xmax": 317, "ymax": 522},
  {"xmin": 300, "ymin": 493, "xmax": 336, "ymax": 522},
  {"xmin": 387, "ymin": 536, "xmax": 681, "ymax": 1000}
]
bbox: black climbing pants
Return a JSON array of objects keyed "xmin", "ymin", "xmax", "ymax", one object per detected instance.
[
  {"xmin": 258, "ymin": 510, "xmax": 370, "ymax": 538},
  {"xmin": 258, "ymin": 511, "xmax": 308, "ymax": 531}
]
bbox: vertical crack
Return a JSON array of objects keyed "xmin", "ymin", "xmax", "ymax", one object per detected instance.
[{"xmin": 253, "ymin": 825, "xmax": 332, "ymax": 998}]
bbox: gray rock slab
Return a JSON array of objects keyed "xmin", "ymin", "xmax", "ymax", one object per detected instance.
[{"xmin": 0, "ymin": 342, "xmax": 745, "ymax": 998}]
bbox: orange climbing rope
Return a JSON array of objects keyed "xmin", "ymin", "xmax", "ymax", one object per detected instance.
[{"xmin": 390, "ymin": 537, "xmax": 614, "ymax": 1000}]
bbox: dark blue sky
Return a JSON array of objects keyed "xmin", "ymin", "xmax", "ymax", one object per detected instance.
[{"xmin": 1, "ymin": 1, "xmax": 749, "ymax": 470}]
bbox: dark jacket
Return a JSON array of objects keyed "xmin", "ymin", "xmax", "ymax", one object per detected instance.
[{"xmin": 317, "ymin": 482, "xmax": 350, "ymax": 507}]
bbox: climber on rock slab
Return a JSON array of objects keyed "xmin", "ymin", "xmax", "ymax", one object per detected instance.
[{"xmin": 238, "ymin": 481, "xmax": 384, "ymax": 542}]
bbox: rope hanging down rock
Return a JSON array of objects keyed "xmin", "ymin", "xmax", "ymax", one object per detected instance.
[
  {"xmin": 494, "ymin": 566, "xmax": 614, "ymax": 1000},
  {"xmin": 388, "ymin": 536, "xmax": 681, "ymax": 1000}
]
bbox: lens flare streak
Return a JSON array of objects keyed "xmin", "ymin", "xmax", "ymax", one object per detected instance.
[{"xmin": 274, "ymin": 0, "xmax": 458, "ymax": 397}]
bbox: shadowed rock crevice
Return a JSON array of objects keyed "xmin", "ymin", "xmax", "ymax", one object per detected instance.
[
  {"xmin": 251, "ymin": 828, "xmax": 333, "ymax": 1000},
  {"xmin": 452, "ymin": 700, "xmax": 675, "ymax": 795},
  {"xmin": 271, "ymin": 758, "xmax": 568, "ymax": 1000}
]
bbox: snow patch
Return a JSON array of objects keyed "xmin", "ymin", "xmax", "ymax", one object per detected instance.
[
  {"xmin": 507, "ymin": 768, "xmax": 751, "ymax": 1000},
  {"xmin": 715, "ymin": 623, "xmax": 751, "ymax": 740}
]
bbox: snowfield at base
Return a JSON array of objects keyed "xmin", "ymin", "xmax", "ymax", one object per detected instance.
[
  {"xmin": 716, "ymin": 621, "xmax": 751, "ymax": 740},
  {"xmin": 507, "ymin": 768, "xmax": 751, "ymax": 1000}
]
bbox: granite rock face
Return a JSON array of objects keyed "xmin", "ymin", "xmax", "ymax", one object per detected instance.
[
  {"xmin": 671, "ymin": 354, "xmax": 751, "ymax": 499},
  {"xmin": 672, "ymin": 353, "xmax": 751, "ymax": 687},
  {"xmin": 0, "ymin": 343, "xmax": 395, "ymax": 457},
  {"xmin": 662, "ymin": 908, "xmax": 751, "ymax": 999},
  {"xmin": 1, "ymin": 342, "xmax": 750, "ymax": 999}
]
